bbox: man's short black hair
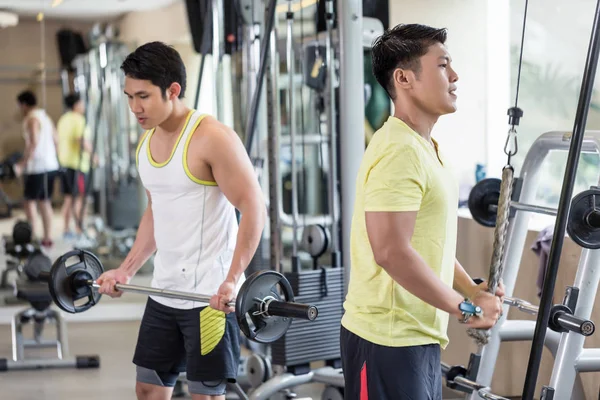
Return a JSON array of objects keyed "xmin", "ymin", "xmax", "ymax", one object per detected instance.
[
  {"xmin": 372, "ymin": 23, "xmax": 447, "ymax": 100},
  {"xmin": 17, "ymin": 90, "xmax": 37, "ymax": 107},
  {"xmin": 121, "ymin": 41, "xmax": 187, "ymax": 99},
  {"xmin": 64, "ymin": 93, "xmax": 81, "ymax": 110}
]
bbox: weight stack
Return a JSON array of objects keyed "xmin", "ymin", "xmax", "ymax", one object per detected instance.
[{"xmin": 271, "ymin": 267, "xmax": 344, "ymax": 373}]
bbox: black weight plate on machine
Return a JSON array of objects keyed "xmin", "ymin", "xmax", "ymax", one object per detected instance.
[
  {"xmin": 48, "ymin": 249, "xmax": 104, "ymax": 313},
  {"xmin": 235, "ymin": 270, "xmax": 294, "ymax": 344},
  {"xmin": 12, "ymin": 220, "xmax": 32, "ymax": 245},
  {"xmin": 468, "ymin": 178, "xmax": 501, "ymax": 227},
  {"xmin": 567, "ymin": 188, "xmax": 600, "ymax": 249},
  {"xmin": 24, "ymin": 250, "xmax": 52, "ymax": 282}
]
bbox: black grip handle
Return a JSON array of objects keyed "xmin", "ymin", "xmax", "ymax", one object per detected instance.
[
  {"xmin": 38, "ymin": 271, "xmax": 50, "ymax": 282},
  {"xmin": 555, "ymin": 312, "xmax": 595, "ymax": 336},
  {"xmin": 266, "ymin": 300, "xmax": 319, "ymax": 321}
]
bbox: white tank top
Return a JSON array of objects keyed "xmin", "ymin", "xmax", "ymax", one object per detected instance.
[
  {"xmin": 136, "ymin": 110, "xmax": 243, "ymax": 309},
  {"xmin": 23, "ymin": 109, "xmax": 59, "ymax": 174}
]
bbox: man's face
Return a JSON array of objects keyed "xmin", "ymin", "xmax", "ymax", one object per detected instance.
[
  {"xmin": 17, "ymin": 103, "xmax": 29, "ymax": 118},
  {"xmin": 408, "ymin": 43, "xmax": 459, "ymax": 116},
  {"xmin": 73, "ymin": 100, "xmax": 85, "ymax": 115},
  {"xmin": 124, "ymin": 77, "xmax": 172, "ymax": 130}
]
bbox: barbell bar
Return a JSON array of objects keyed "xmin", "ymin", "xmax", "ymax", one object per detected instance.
[{"xmin": 40, "ymin": 249, "xmax": 319, "ymax": 344}]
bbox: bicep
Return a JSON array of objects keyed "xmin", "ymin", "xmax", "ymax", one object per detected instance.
[
  {"xmin": 366, "ymin": 211, "xmax": 417, "ymax": 263},
  {"xmin": 208, "ymin": 128, "xmax": 262, "ymax": 210}
]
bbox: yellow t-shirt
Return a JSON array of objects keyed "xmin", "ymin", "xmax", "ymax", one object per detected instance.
[
  {"xmin": 341, "ymin": 116, "xmax": 459, "ymax": 349},
  {"xmin": 57, "ymin": 111, "xmax": 91, "ymax": 173}
]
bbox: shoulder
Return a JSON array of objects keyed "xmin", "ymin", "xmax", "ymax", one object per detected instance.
[
  {"xmin": 367, "ymin": 139, "xmax": 424, "ymax": 168},
  {"xmin": 191, "ymin": 114, "xmax": 241, "ymax": 148}
]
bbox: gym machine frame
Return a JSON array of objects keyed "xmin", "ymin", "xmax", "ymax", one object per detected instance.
[
  {"xmin": 450, "ymin": 132, "xmax": 600, "ymax": 400},
  {"xmin": 448, "ymin": 1, "xmax": 600, "ymax": 398}
]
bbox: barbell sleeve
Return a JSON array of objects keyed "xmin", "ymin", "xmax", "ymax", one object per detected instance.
[
  {"xmin": 265, "ymin": 299, "xmax": 319, "ymax": 321},
  {"xmin": 555, "ymin": 311, "xmax": 595, "ymax": 336}
]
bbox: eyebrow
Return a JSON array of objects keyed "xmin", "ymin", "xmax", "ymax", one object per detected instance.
[
  {"xmin": 439, "ymin": 56, "xmax": 452, "ymax": 63},
  {"xmin": 123, "ymin": 90, "xmax": 149, "ymax": 96}
]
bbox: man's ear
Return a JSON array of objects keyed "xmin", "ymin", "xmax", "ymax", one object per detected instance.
[
  {"xmin": 167, "ymin": 82, "xmax": 182, "ymax": 100},
  {"xmin": 393, "ymin": 67, "xmax": 416, "ymax": 91}
]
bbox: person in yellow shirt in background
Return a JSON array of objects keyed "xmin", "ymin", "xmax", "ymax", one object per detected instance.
[
  {"xmin": 57, "ymin": 93, "xmax": 93, "ymax": 241},
  {"xmin": 340, "ymin": 24, "xmax": 505, "ymax": 399}
]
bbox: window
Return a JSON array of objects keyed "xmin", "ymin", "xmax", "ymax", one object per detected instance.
[{"xmin": 509, "ymin": 0, "xmax": 600, "ymax": 217}]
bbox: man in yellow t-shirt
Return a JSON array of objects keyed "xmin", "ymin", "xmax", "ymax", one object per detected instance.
[
  {"xmin": 340, "ymin": 24, "xmax": 505, "ymax": 399},
  {"xmin": 57, "ymin": 93, "xmax": 93, "ymax": 239}
]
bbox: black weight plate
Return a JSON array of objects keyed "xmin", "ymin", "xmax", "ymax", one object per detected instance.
[
  {"xmin": 567, "ymin": 189, "xmax": 600, "ymax": 249},
  {"xmin": 468, "ymin": 178, "xmax": 501, "ymax": 227},
  {"xmin": 24, "ymin": 251, "xmax": 52, "ymax": 282},
  {"xmin": 12, "ymin": 220, "xmax": 32, "ymax": 245},
  {"xmin": 235, "ymin": 270, "xmax": 294, "ymax": 344},
  {"xmin": 48, "ymin": 249, "xmax": 104, "ymax": 313}
]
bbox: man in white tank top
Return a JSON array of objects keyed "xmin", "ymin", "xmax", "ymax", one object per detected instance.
[
  {"xmin": 15, "ymin": 90, "xmax": 60, "ymax": 248},
  {"xmin": 95, "ymin": 42, "xmax": 267, "ymax": 400}
]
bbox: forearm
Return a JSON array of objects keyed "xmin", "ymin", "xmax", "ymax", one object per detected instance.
[
  {"xmin": 120, "ymin": 207, "xmax": 157, "ymax": 277},
  {"xmin": 380, "ymin": 247, "xmax": 464, "ymax": 317},
  {"xmin": 226, "ymin": 201, "xmax": 266, "ymax": 283},
  {"xmin": 453, "ymin": 259, "xmax": 479, "ymax": 299}
]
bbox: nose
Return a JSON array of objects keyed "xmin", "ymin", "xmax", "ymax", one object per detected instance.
[
  {"xmin": 129, "ymin": 98, "xmax": 143, "ymax": 114},
  {"xmin": 449, "ymin": 66, "xmax": 459, "ymax": 83}
]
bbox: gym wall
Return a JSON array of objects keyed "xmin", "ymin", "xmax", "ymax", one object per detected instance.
[{"xmin": 0, "ymin": 17, "xmax": 97, "ymax": 200}]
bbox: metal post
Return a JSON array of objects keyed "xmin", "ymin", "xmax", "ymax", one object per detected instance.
[
  {"xmin": 286, "ymin": 1, "xmax": 300, "ymax": 271},
  {"xmin": 266, "ymin": 11, "xmax": 282, "ymax": 273},
  {"xmin": 549, "ymin": 248, "xmax": 600, "ymax": 398},
  {"xmin": 324, "ymin": 0, "xmax": 340, "ymax": 267},
  {"xmin": 522, "ymin": 1, "xmax": 600, "ymax": 397},
  {"xmin": 244, "ymin": 0, "xmax": 278, "ymax": 154},
  {"xmin": 337, "ymin": 0, "xmax": 365, "ymax": 282},
  {"xmin": 212, "ymin": 0, "xmax": 224, "ymax": 120}
]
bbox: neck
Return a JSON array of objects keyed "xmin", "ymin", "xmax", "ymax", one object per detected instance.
[
  {"xmin": 159, "ymin": 100, "xmax": 191, "ymax": 133},
  {"xmin": 392, "ymin": 100, "xmax": 438, "ymax": 143}
]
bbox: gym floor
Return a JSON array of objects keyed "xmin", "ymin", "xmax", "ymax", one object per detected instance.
[{"xmin": 0, "ymin": 210, "xmax": 466, "ymax": 399}]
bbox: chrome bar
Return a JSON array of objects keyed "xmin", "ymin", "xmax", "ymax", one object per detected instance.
[
  {"xmin": 504, "ymin": 296, "xmax": 538, "ymax": 315},
  {"xmin": 286, "ymin": 0, "xmax": 299, "ymax": 258},
  {"xmin": 90, "ymin": 282, "xmax": 227, "ymax": 306},
  {"xmin": 452, "ymin": 375, "xmax": 509, "ymax": 400},
  {"xmin": 442, "ymin": 362, "xmax": 510, "ymax": 400},
  {"xmin": 511, "ymin": 201, "xmax": 558, "ymax": 216}
]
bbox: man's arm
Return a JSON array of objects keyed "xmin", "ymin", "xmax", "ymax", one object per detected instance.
[
  {"xmin": 205, "ymin": 122, "xmax": 267, "ymax": 284},
  {"xmin": 21, "ymin": 118, "xmax": 40, "ymax": 165},
  {"xmin": 367, "ymin": 211, "xmax": 464, "ymax": 318},
  {"xmin": 119, "ymin": 190, "xmax": 157, "ymax": 277},
  {"xmin": 453, "ymin": 259, "xmax": 479, "ymax": 299}
]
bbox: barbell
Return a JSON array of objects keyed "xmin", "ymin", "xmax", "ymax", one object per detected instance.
[{"xmin": 40, "ymin": 249, "xmax": 319, "ymax": 344}]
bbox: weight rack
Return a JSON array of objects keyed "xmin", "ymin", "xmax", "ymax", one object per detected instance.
[{"xmin": 459, "ymin": 130, "xmax": 600, "ymax": 400}]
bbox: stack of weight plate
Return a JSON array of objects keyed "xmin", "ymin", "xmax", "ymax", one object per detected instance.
[{"xmin": 271, "ymin": 267, "xmax": 344, "ymax": 373}]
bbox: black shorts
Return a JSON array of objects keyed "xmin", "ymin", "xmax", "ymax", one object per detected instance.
[
  {"xmin": 23, "ymin": 171, "xmax": 56, "ymax": 201},
  {"xmin": 133, "ymin": 297, "xmax": 241, "ymax": 386},
  {"xmin": 60, "ymin": 168, "xmax": 86, "ymax": 196},
  {"xmin": 340, "ymin": 325, "xmax": 442, "ymax": 400}
]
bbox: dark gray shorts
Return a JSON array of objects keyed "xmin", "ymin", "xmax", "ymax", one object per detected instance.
[
  {"xmin": 132, "ymin": 297, "xmax": 241, "ymax": 395},
  {"xmin": 340, "ymin": 325, "xmax": 442, "ymax": 400}
]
